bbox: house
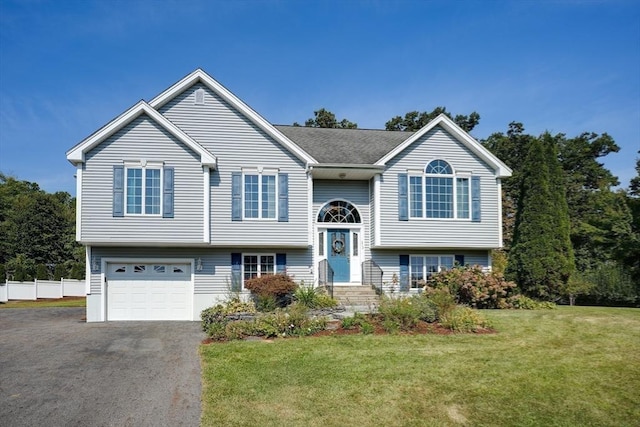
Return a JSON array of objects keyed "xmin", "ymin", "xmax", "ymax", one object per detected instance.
[{"xmin": 66, "ymin": 69, "xmax": 512, "ymax": 322}]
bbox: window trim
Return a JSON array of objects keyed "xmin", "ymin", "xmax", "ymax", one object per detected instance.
[
  {"xmin": 242, "ymin": 169, "xmax": 278, "ymax": 220},
  {"xmin": 408, "ymin": 160, "xmax": 472, "ymax": 220},
  {"xmin": 242, "ymin": 253, "xmax": 276, "ymax": 286},
  {"xmin": 409, "ymin": 254, "xmax": 455, "ymax": 289},
  {"xmin": 124, "ymin": 161, "xmax": 164, "ymax": 217}
]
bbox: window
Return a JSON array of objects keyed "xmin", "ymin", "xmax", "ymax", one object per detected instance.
[
  {"xmin": 243, "ymin": 254, "xmax": 275, "ymax": 282},
  {"xmin": 126, "ymin": 166, "xmax": 161, "ymax": 215},
  {"xmin": 317, "ymin": 200, "xmax": 361, "ymax": 223},
  {"xmin": 409, "ymin": 160, "xmax": 470, "ymax": 219},
  {"xmin": 244, "ymin": 173, "xmax": 276, "ymax": 219},
  {"xmin": 409, "ymin": 255, "xmax": 454, "ymax": 288}
]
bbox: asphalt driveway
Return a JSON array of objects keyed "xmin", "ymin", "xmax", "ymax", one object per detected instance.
[{"xmin": 0, "ymin": 307, "xmax": 205, "ymax": 427}]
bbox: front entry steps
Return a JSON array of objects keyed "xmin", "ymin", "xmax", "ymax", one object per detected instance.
[{"xmin": 332, "ymin": 285, "xmax": 380, "ymax": 309}]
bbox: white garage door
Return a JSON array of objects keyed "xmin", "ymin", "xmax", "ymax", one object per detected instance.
[{"xmin": 106, "ymin": 263, "xmax": 191, "ymax": 321}]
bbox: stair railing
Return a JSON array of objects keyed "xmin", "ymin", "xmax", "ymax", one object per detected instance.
[
  {"xmin": 361, "ymin": 259, "xmax": 384, "ymax": 295},
  {"xmin": 318, "ymin": 259, "xmax": 334, "ymax": 298}
]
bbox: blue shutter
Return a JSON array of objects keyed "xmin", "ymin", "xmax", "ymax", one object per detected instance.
[
  {"xmin": 276, "ymin": 253, "xmax": 286, "ymax": 274},
  {"xmin": 399, "ymin": 255, "xmax": 410, "ymax": 291},
  {"xmin": 231, "ymin": 253, "xmax": 242, "ymax": 291},
  {"xmin": 113, "ymin": 165, "xmax": 124, "ymax": 217},
  {"xmin": 398, "ymin": 173, "xmax": 408, "ymax": 221},
  {"xmin": 455, "ymin": 254, "xmax": 465, "ymax": 267},
  {"xmin": 278, "ymin": 173, "xmax": 288, "ymax": 222},
  {"xmin": 471, "ymin": 176, "xmax": 481, "ymax": 222},
  {"xmin": 163, "ymin": 167, "xmax": 174, "ymax": 218},
  {"xmin": 231, "ymin": 172, "xmax": 242, "ymax": 221}
]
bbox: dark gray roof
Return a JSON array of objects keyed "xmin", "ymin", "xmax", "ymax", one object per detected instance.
[{"xmin": 274, "ymin": 125, "xmax": 414, "ymax": 164}]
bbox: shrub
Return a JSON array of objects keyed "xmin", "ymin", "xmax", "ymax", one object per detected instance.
[
  {"xmin": 427, "ymin": 265, "xmax": 517, "ymax": 309},
  {"xmin": 244, "ymin": 274, "xmax": 297, "ymax": 307},
  {"xmin": 422, "ymin": 287, "xmax": 457, "ymax": 319},
  {"xmin": 377, "ymin": 296, "xmax": 421, "ymax": 332},
  {"xmin": 35, "ymin": 263, "xmax": 49, "ymax": 280},
  {"xmin": 340, "ymin": 312, "xmax": 374, "ymax": 334},
  {"xmin": 201, "ymin": 298, "xmax": 257, "ymax": 338},
  {"xmin": 294, "ymin": 283, "xmax": 338, "ymax": 309},
  {"xmin": 255, "ymin": 295, "xmax": 278, "ymax": 312},
  {"xmin": 202, "ymin": 301, "xmax": 327, "ymax": 340},
  {"xmin": 53, "ymin": 263, "xmax": 67, "ymax": 280},
  {"xmin": 507, "ymin": 295, "xmax": 556, "ymax": 310},
  {"xmin": 440, "ymin": 306, "xmax": 491, "ymax": 333}
]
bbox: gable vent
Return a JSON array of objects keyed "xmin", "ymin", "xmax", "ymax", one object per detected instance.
[{"xmin": 194, "ymin": 88, "xmax": 205, "ymax": 105}]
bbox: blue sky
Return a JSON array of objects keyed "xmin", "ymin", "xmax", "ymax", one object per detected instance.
[{"xmin": 1, "ymin": 0, "xmax": 638, "ymax": 195}]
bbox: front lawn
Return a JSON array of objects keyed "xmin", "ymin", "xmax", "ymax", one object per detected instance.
[
  {"xmin": 200, "ymin": 306, "xmax": 640, "ymax": 426},
  {"xmin": 0, "ymin": 297, "xmax": 86, "ymax": 308}
]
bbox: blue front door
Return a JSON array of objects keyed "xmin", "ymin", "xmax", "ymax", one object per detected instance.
[{"xmin": 327, "ymin": 229, "xmax": 350, "ymax": 282}]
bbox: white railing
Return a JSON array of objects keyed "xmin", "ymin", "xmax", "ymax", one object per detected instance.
[{"xmin": 0, "ymin": 279, "xmax": 86, "ymax": 302}]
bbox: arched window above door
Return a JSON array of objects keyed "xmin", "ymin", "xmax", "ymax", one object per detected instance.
[{"xmin": 317, "ymin": 200, "xmax": 361, "ymax": 223}]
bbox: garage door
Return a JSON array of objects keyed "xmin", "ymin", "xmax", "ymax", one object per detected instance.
[{"xmin": 106, "ymin": 263, "xmax": 191, "ymax": 321}]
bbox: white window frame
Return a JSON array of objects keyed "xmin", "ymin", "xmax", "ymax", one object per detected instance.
[
  {"xmin": 242, "ymin": 253, "xmax": 276, "ymax": 286},
  {"xmin": 242, "ymin": 168, "xmax": 278, "ymax": 220},
  {"xmin": 408, "ymin": 160, "xmax": 471, "ymax": 220},
  {"xmin": 124, "ymin": 161, "xmax": 163, "ymax": 216},
  {"xmin": 409, "ymin": 254, "xmax": 455, "ymax": 289}
]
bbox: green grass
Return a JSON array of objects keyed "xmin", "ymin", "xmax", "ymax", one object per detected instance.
[
  {"xmin": 200, "ymin": 306, "xmax": 640, "ymax": 426},
  {"xmin": 0, "ymin": 297, "xmax": 86, "ymax": 308}
]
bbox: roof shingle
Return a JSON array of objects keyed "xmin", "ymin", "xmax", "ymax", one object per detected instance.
[{"xmin": 274, "ymin": 125, "xmax": 413, "ymax": 164}]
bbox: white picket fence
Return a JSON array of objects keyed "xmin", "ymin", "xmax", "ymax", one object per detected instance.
[{"xmin": 0, "ymin": 279, "xmax": 85, "ymax": 302}]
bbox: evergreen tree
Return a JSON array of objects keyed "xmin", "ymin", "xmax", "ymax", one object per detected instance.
[{"xmin": 506, "ymin": 134, "xmax": 574, "ymax": 299}]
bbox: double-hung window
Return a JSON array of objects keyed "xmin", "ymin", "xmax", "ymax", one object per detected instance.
[
  {"xmin": 125, "ymin": 163, "xmax": 162, "ymax": 215},
  {"xmin": 409, "ymin": 160, "xmax": 470, "ymax": 219},
  {"xmin": 409, "ymin": 255, "xmax": 454, "ymax": 288},
  {"xmin": 244, "ymin": 171, "xmax": 276, "ymax": 219},
  {"xmin": 243, "ymin": 254, "xmax": 275, "ymax": 282}
]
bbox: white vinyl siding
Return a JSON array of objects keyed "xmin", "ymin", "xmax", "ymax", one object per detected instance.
[{"xmin": 379, "ymin": 126, "xmax": 501, "ymax": 249}]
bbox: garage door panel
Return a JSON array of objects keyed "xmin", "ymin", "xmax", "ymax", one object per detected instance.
[{"xmin": 107, "ymin": 263, "xmax": 191, "ymax": 321}]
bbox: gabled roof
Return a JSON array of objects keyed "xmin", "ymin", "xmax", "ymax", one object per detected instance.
[
  {"xmin": 66, "ymin": 101, "xmax": 217, "ymax": 167},
  {"xmin": 274, "ymin": 125, "xmax": 412, "ymax": 164},
  {"xmin": 375, "ymin": 114, "xmax": 512, "ymax": 177},
  {"xmin": 149, "ymin": 69, "xmax": 316, "ymax": 165}
]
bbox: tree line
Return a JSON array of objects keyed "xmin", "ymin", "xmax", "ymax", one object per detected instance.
[
  {"xmin": 0, "ymin": 173, "xmax": 84, "ymax": 281},
  {"xmin": 299, "ymin": 108, "xmax": 640, "ymax": 305}
]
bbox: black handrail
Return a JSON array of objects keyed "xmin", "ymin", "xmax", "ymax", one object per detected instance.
[
  {"xmin": 318, "ymin": 259, "xmax": 334, "ymax": 298},
  {"xmin": 362, "ymin": 259, "xmax": 384, "ymax": 295}
]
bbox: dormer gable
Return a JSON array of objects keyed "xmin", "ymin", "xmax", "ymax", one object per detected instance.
[{"xmin": 66, "ymin": 100, "xmax": 217, "ymax": 168}]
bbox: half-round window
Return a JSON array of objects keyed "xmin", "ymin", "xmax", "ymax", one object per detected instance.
[
  {"xmin": 425, "ymin": 159, "xmax": 453, "ymax": 174},
  {"xmin": 317, "ymin": 200, "xmax": 361, "ymax": 223}
]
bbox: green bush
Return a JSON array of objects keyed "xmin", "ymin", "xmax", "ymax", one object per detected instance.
[
  {"xmin": 440, "ymin": 306, "xmax": 491, "ymax": 333},
  {"xmin": 377, "ymin": 296, "xmax": 421, "ymax": 332},
  {"xmin": 244, "ymin": 274, "xmax": 297, "ymax": 307},
  {"xmin": 35, "ymin": 263, "xmax": 49, "ymax": 280},
  {"xmin": 508, "ymin": 295, "xmax": 556, "ymax": 310},
  {"xmin": 422, "ymin": 287, "xmax": 457, "ymax": 318},
  {"xmin": 255, "ymin": 295, "xmax": 278, "ymax": 312},
  {"xmin": 53, "ymin": 263, "xmax": 67, "ymax": 280},
  {"xmin": 340, "ymin": 312, "xmax": 374, "ymax": 335},
  {"xmin": 294, "ymin": 283, "xmax": 338, "ymax": 309},
  {"xmin": 201, "ymin": 301, "xmax": 326, "ymax": 340},
  {"xmin": 426, "ymin": 265, "xmax": 517, "ymax": 309}
]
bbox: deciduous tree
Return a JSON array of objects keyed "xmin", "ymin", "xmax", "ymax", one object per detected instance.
[{"xmin": 385, "ymin": 107, "xmax": 480, "ymax": 132}]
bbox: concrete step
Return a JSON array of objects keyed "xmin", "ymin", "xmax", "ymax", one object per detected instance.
[{"xmin": 331, "ymin": 285, "xmax": 380, "ymax": 307}]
